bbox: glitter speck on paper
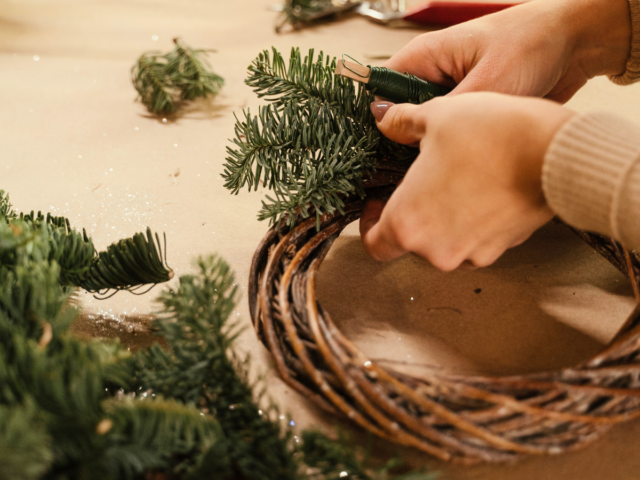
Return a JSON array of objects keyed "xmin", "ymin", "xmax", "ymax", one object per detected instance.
[
  {"xmin": 151, "ymin": 35, "xmax": 159, "ymax": 41},
  {"xmin": 33, "ymin": 55, "xmax": 40, "ymax": 61}
]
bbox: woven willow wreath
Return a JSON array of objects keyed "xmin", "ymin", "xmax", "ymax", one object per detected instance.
[{"xmin": 248, "ymin": 195, "xmax": 640, "ymax": 465}]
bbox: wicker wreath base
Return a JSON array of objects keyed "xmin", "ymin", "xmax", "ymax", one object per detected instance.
[{"xmin": 248, "ymin": 200, "xmax": 640, "ymax": 464}]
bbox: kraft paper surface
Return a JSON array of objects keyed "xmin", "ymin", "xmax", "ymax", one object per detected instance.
[{"xmin": 3, "ymin": 1, "xmax": 640, "ymax": 478}]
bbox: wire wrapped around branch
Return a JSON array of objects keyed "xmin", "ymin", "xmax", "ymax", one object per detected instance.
[{"xmin": 223, "ymin": 47, "xmax": 419, "ymax": 228}]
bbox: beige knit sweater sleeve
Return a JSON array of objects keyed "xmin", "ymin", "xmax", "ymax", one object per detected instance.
[{"xmin": 542, "ymin": 0, "xmax": 640, "ymax": 249}]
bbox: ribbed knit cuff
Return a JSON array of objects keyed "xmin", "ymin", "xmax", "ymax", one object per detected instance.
[
  {"xmin": 611, "ymin": 0, "xmax": 640, "ymax": 85},
  {"xmin": 542, "ymin": 112, "xmax": 640, "ymax": 249}
]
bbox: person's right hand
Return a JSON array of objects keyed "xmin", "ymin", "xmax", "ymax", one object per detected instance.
[{"xmin": 387, "ymin": 0, "xmax": 631, "ymax": 103}]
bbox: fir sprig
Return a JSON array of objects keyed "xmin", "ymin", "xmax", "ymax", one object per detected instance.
[
  {"xmin": 275, "ymin": 0, "xmax": 345, "ymax": 32},
  {"xmin": 132, "ymin": 38, "xmax": 224, "ymax": 115},
  {"xmin": 2, "ymin": 206, "xmax": 173, "ymax": 297},
  {"xmin": 133, "ymin": 256, "xmax": 299, "ymax": 480},
  {"xmin": 223, "ymin": 48, "xmax": 419, "ymax": 228}
]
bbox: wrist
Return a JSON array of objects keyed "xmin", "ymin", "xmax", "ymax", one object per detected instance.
[{"xmin": 562, "ymin": 0, "xmax": 632, "ymax": 77}]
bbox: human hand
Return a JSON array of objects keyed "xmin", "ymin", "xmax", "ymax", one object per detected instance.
[
  {"xmin": 386, "ymin": 0, "xmax": 631, "ymax": 103},
  {"xmin": 360, "ymin": 93, "xmax": 575, "ymax": 270}
]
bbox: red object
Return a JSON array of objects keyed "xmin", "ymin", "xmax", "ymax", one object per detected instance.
[{"xmin": 403, "ymin": 1, "xmax": 521, "ymax": 25}]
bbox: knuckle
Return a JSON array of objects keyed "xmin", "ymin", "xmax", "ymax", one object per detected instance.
[
  {"xmin": 388, "ymin": 214, "xmax": 415, "ymax": 252},
  {"xmin": 430, "ymin": 254, "xmax": 460, "ymax": 272},
  {"xmin": 387, "ymin": 105, "xmax": 408, "ymax": 132},
  {"xmin": 362, "ymin": 235, "xmax": 382, "ymax": 261},
  {"xmin": 429, "ymin": 243, "xmax": 467, "ymax": 272},
  {"xmin": 469, "ymin": 249, "xmax": 503, "ymax": 268}
]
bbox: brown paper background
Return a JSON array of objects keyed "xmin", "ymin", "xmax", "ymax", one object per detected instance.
[{"xmin": 3, "ymin": 1, "xmax": 640, "ymax": 477}]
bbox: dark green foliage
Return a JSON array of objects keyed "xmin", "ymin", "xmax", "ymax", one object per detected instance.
[
  {"xmin": 302, "ymin": 430, "xmax": 375, "ymax": 480},
  {"xmin": 2, "ymin": 208, "xmax": 173, "ymax": 296},
  {"xmin": 166, "ymin": 40, "xmax": 225, "ymax": 102},
  {"xmin": 301, "ymin": 430, "xmax": 439, "ymax": 480},
  {"xmin": 223, "ymin": 47, "xmax": 418, "ymax": 228},
  {"xmin": 132, "ymin": 38, "xmax": 224, "ymax": 115},
  {"xmin": 0, "ymin": 207, "xmax": 220, "ymax": 479},
  {"xmin": 0, "ymin": 193, "xmax": 438, "ymax": 479},
  {"xmin": 97, "ymin": 397, "xmax": 222, "ymax": 478},
  {"xmin": 0, "ymin": 190, "xmax": 16, "ymax": 220},
  {"xmin": 133, "ymin": 256, "xmax": 298, "ymax": 480},
  {"xmin": 0, "ymin": 404, "xmax": 53, "ymax": 480},
  {"xmin": 78, "ymin": 228, "xmax": 172, "ymax": 296},
  {"xmin": 275, "ymin": 0, "xmax": 340, "ymax": 32}
]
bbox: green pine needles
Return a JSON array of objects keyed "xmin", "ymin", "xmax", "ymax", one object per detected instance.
[
  {"xmin": 275, "ymin": 0, "xmax": 337, "ymax": 32},
  {"xmin": 132, "ymin": 38, "xmax": 224, "ymax": 115},
  {"xmin": 0, "ymin": 191, "xmax": 173, "ymax": 297},
  {"xmin": 223, "ymin": 47, "xmax": 419, "ymax": 228},
  {"xmin": 0, "ymin": 199, "xmax": 437, "ymax": 479}
]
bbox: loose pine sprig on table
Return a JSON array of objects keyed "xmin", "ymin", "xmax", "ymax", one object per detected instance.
[
  {"xmin": 223, "ymin": 47, "xmax": 419, "ymax": 229},
  {"xmin": 275, "ymin": 0, "xmax": 338, "ymax": 32},
  {"xmin": 131, "ymin": 38, "xmax": 224, "ymax": 115}
]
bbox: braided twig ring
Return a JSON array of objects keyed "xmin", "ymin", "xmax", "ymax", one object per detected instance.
[{"xmin": 249, "ymin": 201, "xmax": 640, "ymax": 464}]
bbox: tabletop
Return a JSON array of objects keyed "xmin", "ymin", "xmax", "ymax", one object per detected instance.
[{"xmin": 3, "ymin": 1, "xmax": 640, "ymax": 478}]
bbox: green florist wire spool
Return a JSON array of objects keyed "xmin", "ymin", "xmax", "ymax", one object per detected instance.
[{"xmin": 334, "ymin": 55, "xmax": 451, "ymax": 103}]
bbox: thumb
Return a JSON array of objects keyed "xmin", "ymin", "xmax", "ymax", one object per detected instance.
[{"xmin": 370, "ymin": 101, "xmax": 428, "ymax": 145}]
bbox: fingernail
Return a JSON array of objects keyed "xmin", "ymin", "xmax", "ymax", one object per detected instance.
[{"xmin": 370, "ymin": 101, "xmax": 394, "ymax": 122}]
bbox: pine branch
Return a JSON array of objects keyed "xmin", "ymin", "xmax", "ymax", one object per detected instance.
[
  {"xmin": 20, "ymin": 212, "xmax": 95, "ymax": 287},
  {"xmin": 131, "ymin": 53, "xmax": 176, "ymax": 114},
  {"xmin": 97, "ymin": 397, "xmax": 222, "ymax": 479},
  {"xmin": 3, "ymin": 207, "xmax": 174, "ymax": 297},
  {"xmin": 132, "ymin": 38, "xmax": 224, "ymax": 115},
  {"xmin": 167, "ymin": 38, "xmax": 224, "ymax": 102},
  {"xmin": 275, "ymin": 0, "xmax": 337, "ymax": 32},
  {"xmin": 79, "ymin": 228, "xmax": 173, "ymax": 296},
  {"xmin": 224, "ymin": 48, "xmax": 400, "ymax": 228},
  {"xmin": 301, "ymin": 430, "xmax": 438, "ymax": 480},
  {"xmin": 0, "ymin": 209, "xmax": 440, "ymax": 478},
  {"xmin": 133, "ymin": 255, "xmax": 299, "ymax": 480},
  {"xmin": 0, "ymin": 403, "xmax": 53, "ymax": 480},
  {"xmin": 0, "ymin": 190, "xmax": 16, "ymax": 220}
]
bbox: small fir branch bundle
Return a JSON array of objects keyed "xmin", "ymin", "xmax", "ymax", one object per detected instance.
[
  {"xmin": 0, "ymin": 202, "xmax": 437, "ymax": 480},
  {"xmin": 223, "ymin": 47, "xmax": 419, "ymax": 228},
  {"xmin": 131, "ymin": 38, "xmax": 224, "ymax": 115},
  {"xmin": 275, "ymin": 0, "xmax": 337, "ymax": 32}
]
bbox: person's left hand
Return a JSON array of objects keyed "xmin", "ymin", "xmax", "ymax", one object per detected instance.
[{"xmin": 360, "ymin": 92, "xmax": 575, "ymax": 270}]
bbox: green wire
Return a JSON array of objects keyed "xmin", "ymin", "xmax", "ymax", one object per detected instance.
[{"xmin": 367, "ymin": 66, "xmax": 452, "ymax": 104}]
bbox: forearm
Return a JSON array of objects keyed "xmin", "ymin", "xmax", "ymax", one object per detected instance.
[
  {"xmin": 542, "ymin": 112, "xmax": 640, "ymax": 249},
  {"xmin": 560, "ymin": 0, "xmax": 632, "ymax": 78},
  {"xmin": 611, "ymin": 0, "xmax": 640, "ymax": 84}
]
